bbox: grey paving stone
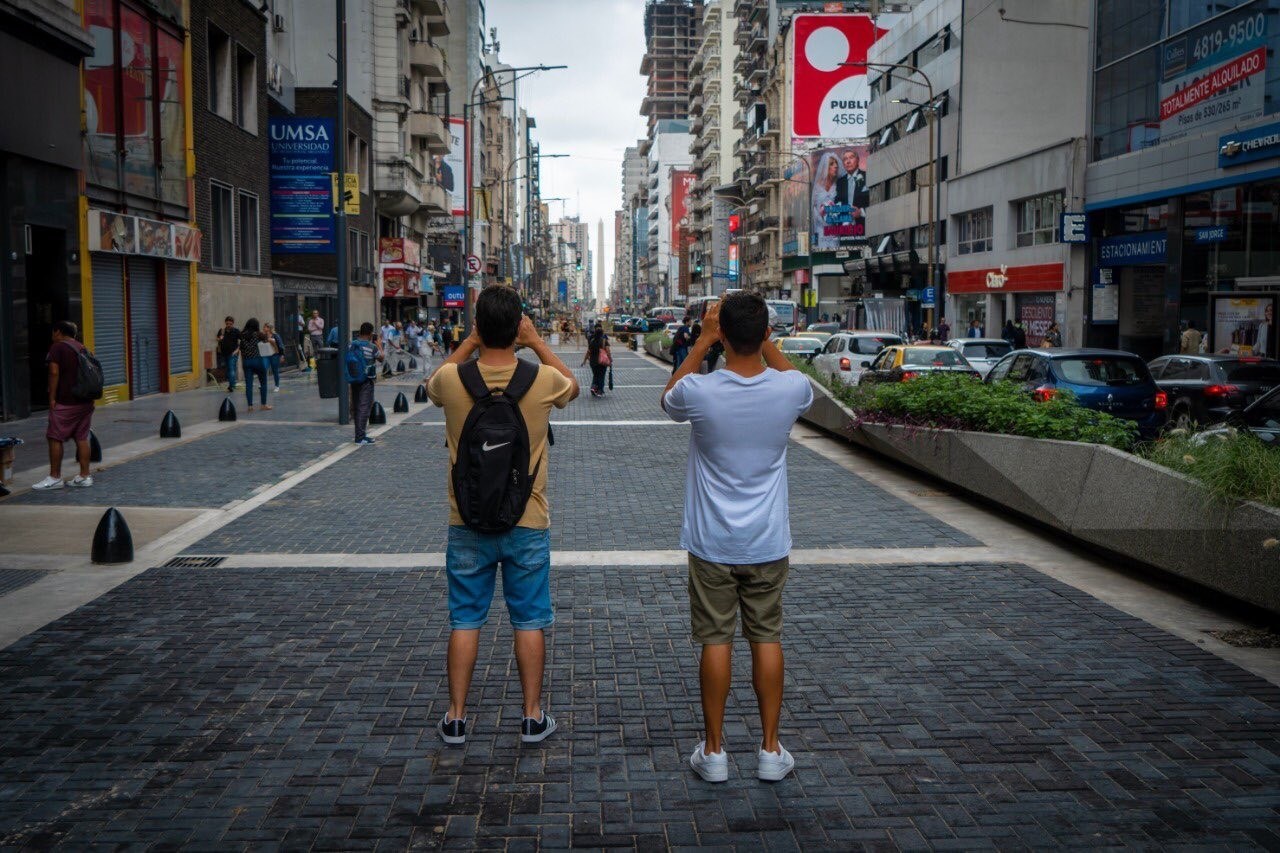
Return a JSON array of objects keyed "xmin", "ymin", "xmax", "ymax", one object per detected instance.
[
  {"xmin": 9, "ymin": 424, "xmax": 345, "ymax": 508},
  {"xmin": 0, "ymin": 562, "xmax": 1277, "ymax": 849}
]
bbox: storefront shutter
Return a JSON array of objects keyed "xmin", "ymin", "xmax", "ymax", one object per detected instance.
[
  {"xmin": 166, "ymin": 263, "xmax": 191, "ymax": 374},
  {"xmin": 90, "ymin": 255, "xmax": 127, "ymax": 387},
  {"xmin": 127, "ymin": 260, "xmax": 161, "ymax": 396}
]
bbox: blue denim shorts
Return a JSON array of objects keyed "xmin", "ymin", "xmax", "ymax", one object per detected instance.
[{"xmin": 445, "ymin": 526, "xmax": 554, "ymax": 631}]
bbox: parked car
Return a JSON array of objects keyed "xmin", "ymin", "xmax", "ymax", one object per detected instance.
[
  {"xmin": 792, "ymin": 331, "xmax": 833, "ymax": 348},
  {"xmin": 857, "ymin": 345, "xmax": 979, "ymax": 385},
  {"xmin": 1148, "ymin": 354, "xmax": 1280, "ymax": 428},
  {"xmin": 946, "ymin": 338, "xmax": 1014, "ymax": 378},
  {"xmin": 986, "ymin": 348, "xmax": 1167, "ymax": 438},
  {"xmin": 776, "ymin": 336, "xmax": 824, "ymax": 362},
  {"xmin": 662, "ymin": 322, "xmax": 683, "ymax": 340},
  {"xmin": 1195, "ymin": 384, "xmax": 1280, "ymax": 446},
  {"xmin": 813, "ymin": 332, "xmax": 905, "ymax": 385},
  {"xmin": 805, "ymin": 322, "xmax": 841, "ymax": 334}
]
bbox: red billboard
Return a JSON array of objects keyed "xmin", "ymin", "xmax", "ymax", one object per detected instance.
[
  {"xmin": 791, "ymin": 14, "xmax": 889, "ymax": 139},
  {"xmin": 670, "ymin": 170, "xmax": 695, "ymax": 250}
]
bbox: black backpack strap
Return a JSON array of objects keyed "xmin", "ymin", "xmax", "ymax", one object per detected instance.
[
  {"xmin": 502, "ymin": 359, "xmax": 539, "ymax": 402},
  {"xmin": 457, "ymin": 360, "xmax": 491, "ymax": 401}
]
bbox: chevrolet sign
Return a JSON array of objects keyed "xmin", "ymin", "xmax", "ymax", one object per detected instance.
[{"xmin": 1219, "ymin": 121, "xmax": 1280, "ymax": 168}]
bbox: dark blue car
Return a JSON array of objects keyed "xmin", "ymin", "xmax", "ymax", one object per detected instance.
[{"xmin": 985, "ymin": 348, "xmax": 1168, "ymax": 438}]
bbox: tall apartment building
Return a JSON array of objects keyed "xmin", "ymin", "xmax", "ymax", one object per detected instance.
[
  {"xmin": 640, "ymin": 0, "xmax": 705, "ymax": 135},
  {"xmin": 687, "ymin": 0, "xmax": 740, "ymax": 298},
  {"xmin": 0, "ymin": 0, "xmax": 93, "ymax": 418},
  {"xmin": 617, "ymin": 144, "xmax": 646, "ymax": 305},
  {"xmin": 646, "ymin": 121, "xmax": 694, "ymax": 303}
]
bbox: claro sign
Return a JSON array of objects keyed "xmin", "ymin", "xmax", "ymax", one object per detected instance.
[{"xmin": 790, "ymin": 14, "xmax": 889, "ymax": 139}]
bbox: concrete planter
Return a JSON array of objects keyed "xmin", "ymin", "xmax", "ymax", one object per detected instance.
[
  {"xmin": 646, "ymin": 339, "xmax": 672, "ymax": 362},
  {"xmin": 801, "ymin": 377, "xmax": 1280, "ymax": 615}
]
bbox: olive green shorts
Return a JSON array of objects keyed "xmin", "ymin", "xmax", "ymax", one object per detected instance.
[{"xmin": 687, "ymin": 553, "xmax": 789, "ymax": 645}]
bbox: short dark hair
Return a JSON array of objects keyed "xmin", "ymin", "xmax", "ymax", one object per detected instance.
[
  {"xmin": 475, "ymin": 285, "xmax": 522, "ymax": 348},
  {"xmin": 224, "ymin": 316, "xmax": 234, "ymax": 323},
  {"xmin": 359, "ymin": 322, "xmax": 374, "ymax": 336},
  {"xmin": 54, "ymin": 320, "xmax": 77, "ymax": 338},
  {"xmin": 719, "ymin": 292, "xmax": 769, "ymax": 355}
]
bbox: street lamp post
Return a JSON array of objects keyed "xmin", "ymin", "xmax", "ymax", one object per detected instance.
[
  {"xmin": 843, "ymin": 61, "xmax": 939, "ymax": 331},
  {"xmin": 335, "ymin": 0, "xmax": 350, "ymax": 424}
]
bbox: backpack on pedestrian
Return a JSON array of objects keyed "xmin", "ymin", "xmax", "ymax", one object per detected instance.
[
  {"xmin": 451, "ymin": 359, "xmax": 539, "ymax": 533},
  {"xmin": 344, "ymin": 340, "xmax": 371, "ymax": 384},
  {"xmin": 70, "ymin": 345, "xmax": 105, "ymax": 402}
]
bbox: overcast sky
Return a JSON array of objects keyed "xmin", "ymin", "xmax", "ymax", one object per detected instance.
[{"xmin": 487, "ymin": 0, "xmax": 649, "ymax": 300}]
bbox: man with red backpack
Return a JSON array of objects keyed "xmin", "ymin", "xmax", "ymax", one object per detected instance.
[
  {"xmin": 426, "ymin": 285, "xmax": 579, "ymax": 746},
  {"xmin": 33, "ymin": 321, "xmax": 101, "ymax": 491}
]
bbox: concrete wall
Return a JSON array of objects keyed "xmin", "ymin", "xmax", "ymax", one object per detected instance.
[{"xmin": 198, "ymin": 273, "xmax": 276, "ymax": 376}]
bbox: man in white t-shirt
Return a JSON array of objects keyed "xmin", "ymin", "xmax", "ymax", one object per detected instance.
[{"xmin": 662, "ymin": 294, "xmax": 813, "ymax": 784}]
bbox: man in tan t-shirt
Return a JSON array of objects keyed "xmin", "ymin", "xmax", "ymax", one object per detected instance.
[{"xmin": 426, "ymin": 285, "xmax": 578, "ymax": 747}]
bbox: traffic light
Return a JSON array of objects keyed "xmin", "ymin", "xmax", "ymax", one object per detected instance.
[
  {"xmin": 728, "ymin": 214, "xmax": 741, "ymax": 234},
  {"xmin": 575, "ymin": 255, "xmax": 583, "ymax": 271}
]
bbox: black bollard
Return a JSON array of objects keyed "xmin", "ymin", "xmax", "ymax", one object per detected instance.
[
  {"xmin": 382, "ymin": 362, "xmax": 393, "ymax": 377},
  {"xmin": 89, "ymin": 430, "xmax": 103, "ymax": 463},
  {"xmin": 393, "ymin": 392, "xmax": 409, "ymax": 413},
  {"xmin": 409, "ymin": 357, "xmax": 417, "ymax": 370},
  {"xmin": 91, "ymin": 507, "xmax": 134, "ymax": 564},
  {"xmin": 218, "ymin": 397, "xmax": 237, "ymax": 422},
  {"xmin": 414, "ymin": 384, "xmax": 429, "ymax": 403},
  {"xmin": 396, "ymin": 360, "xmax": 406, "ymax": 373},
  {"xmin": 369, "ymin": 401, "xmax": 387, "ymax": 425},
  {"xmin": 159, "ymin": 410, "xmax": 181, "ymax": 438}
]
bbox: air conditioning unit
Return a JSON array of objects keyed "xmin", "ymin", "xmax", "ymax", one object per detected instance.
[{"xmin": 273, "ymin": 14, "xmax": 286, "ymax": 33}]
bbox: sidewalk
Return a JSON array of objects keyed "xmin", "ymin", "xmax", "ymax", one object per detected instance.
[{"xmin": 0, "ymin": 344, "xmax": 1277, "ymax": 849}]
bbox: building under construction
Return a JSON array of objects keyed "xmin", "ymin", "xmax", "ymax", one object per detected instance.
[{"xmin": 640, "ymin": 0, "xmax": 704, "ymax": 134}]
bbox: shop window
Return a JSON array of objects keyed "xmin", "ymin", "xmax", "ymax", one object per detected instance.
[
  {"xmin": 208, "ymin": 24, "xmax": 233, "ymax": 121},
  {"xmin": 1015, "ymin": 192, "xmax": 1063, "ymax": 247},
  {"xmin": 956, "ymin": 208, "xmax": 993, "ymax": 255},
  {"xmin": 237, "ymin": 191, "xmax": 259, "ymax": 274},
  {"xmin": 211, "ymin": 181, "xmax": 234, "ymax": 271},
  {"xmin": 236, "ymin": 46, "xmax": 258, "ymax": 133}
]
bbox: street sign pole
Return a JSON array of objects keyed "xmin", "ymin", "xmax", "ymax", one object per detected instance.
[{"xmin": 335, "ymin": 0, "xmax": 350, "ymax": 425}]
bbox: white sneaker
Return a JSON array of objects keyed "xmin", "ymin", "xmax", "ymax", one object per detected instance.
[
  {"xmin": 273, "ymin": 386, "xmax": 281, "ymax": 393},
  {"xmin": 32, "ymin": 476, "xmax": 64, "ymax": 490},
  {"xmin": 689, "ymin": 741, "xmax": 729, "ymax": 783},
  {"xmin": 68, "ymin": 475, "xmax": 93, "ymax": 488},
  {"xmin": 756, "ymin": 745, "xmax": 795, "ymax": 782}
]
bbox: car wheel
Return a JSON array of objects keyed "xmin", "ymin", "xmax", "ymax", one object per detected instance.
[{"xmin": 1171, "ymin": 404, "xmax": 1196, "ymax": 432}]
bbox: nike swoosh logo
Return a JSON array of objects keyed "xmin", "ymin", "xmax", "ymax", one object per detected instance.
[{"xmin": 482, "ymin": 441, "xmax": 511, "ymax": 452}]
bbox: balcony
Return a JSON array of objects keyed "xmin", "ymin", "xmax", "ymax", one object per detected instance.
[
  {"xmin": 409, "ymin": 111, "xmax": 449, "ymax": 153},
  {"xmin": 376, "ymin": 158, "xmax": 424, "ymax": 217},
  {"xmin": 410, "ymin": 41, "xmax": 447, "ymax": 82},
  {"xmin": 420, "ymin": 178, "xmax": 450, "ymax": 215},
  {"xmin": 412, "ymin": 0, "xmax": 446, "ymax": 15}
]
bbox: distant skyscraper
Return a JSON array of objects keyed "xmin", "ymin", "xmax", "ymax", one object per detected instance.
[{"xmin": 597, "ymin": 219, "xmax": 606, "ymax": 303}]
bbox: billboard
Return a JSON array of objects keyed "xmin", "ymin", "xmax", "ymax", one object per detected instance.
[
  {"xmin": 790, "ymin": 14, "xmax": 888, "ymax": 139},
  {"xmin": 269, "ymin": 117, "xmax": 336, "ymax": 254},
  {"xmin": 437, "ymin": 118, "xmax": 467, "ymax": 217},
  {"xmin": 670, "ymin": 170, "xmax": 695, "ymax": 250},
  {"xmin": 795, "ymin": 143, "xmax": 871, "ymax": 252},
  {"xmin": 1159, "ymin": 7, "xmax": 1267, "ymax": 144}
]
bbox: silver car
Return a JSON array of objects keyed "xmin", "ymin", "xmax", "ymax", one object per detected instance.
[
  {"xmin": 946, "ymin": 338, "xmax": 1014, "ymax": 378},
  {"xmin": 813, "ymin": 332, "xmax": 904, "ymax": 386}
]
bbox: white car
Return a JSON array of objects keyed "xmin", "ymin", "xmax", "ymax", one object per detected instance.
[
  {"xmin": 812, "ymin": 332, "xmax": 904, "ymax": 386},
  {"xmin": 946, "ymin": 338, "xmax": 1015, "ymax": 377},
  {"xmin": 662, "ymin": 322, "xmax": 682, "ymax": 340}
]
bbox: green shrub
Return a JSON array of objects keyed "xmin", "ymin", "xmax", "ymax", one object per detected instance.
[
  {"xmin": 644, "ymin": 330, "xmax": 666, "ymax": 346},
  {"xmin": 1142, "ymin": 430, "xmax": 1280, "ymax": 508},
  {"xmin": 813, "ymin": 370, "xmax": 1139, "ymax": 450}
]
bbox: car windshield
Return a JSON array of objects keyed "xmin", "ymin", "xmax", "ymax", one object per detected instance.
[
  {"xmin": 779, "ymin": 338, "xmax": 819, "ymax": 352},
  {"xmin": 1054, "ymin": 356, "xmax": 1148, "ymax": 386},
  {"xmin": 903, "ymin": 349, "xmax": 963, "ymax": 366},
  {"xmin": 964, "ymin": 342, "xmax": 1012, "ymax": 359},
  {"xmin": 1220, "ymin": 360, "xmax": 1280, "ymax": 383},
  {"xmin": 852, "ymin": 336, "xmax": 901, "ymax": 354}
]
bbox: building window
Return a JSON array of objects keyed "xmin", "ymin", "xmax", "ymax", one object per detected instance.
[
  {"xmin": 349, "ymin": 230, "xmax": 370, "ymax": 280},
  {"xmin": 956, "ymin": 207, "xmax": 993, "ymax": 255},
  {"xmin": 887, "ymin": 171, "xmax": 913, "ymax": 199},
  {"xmin": 208, "ymin": 24, "xmax": 233, "ymax": 121},
  {"xmin": 236, "ymin": 46, "xmax": 258, "ymax": 133},
  {"xmin": 237, "ymin": 191, "xmax": 259, "ymax": 273},
  {"xmin": 1015, "ymin": 192, "xmax": 1063, "ymax": 247},
  {"xmin": 211, "ymin": 181, "xmax": 234, "ymax": 270}
]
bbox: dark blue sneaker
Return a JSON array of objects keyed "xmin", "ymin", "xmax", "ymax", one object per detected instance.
[
  {"xmin": 438, "ymin": 714, "xmax": 466, "ymax": 745},
  {"xmin": 521, "ymin": 712, "xmax": 557, "ymax": 744}
]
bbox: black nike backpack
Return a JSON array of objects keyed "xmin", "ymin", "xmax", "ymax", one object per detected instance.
[{"xmin": 452, "ymin": 359, "xmax": 540, "ymax": 533}]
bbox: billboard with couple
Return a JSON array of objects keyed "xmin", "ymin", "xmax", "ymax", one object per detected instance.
[{"xmin": 783, "ymin": 145, "xmax": 870, "ymax": 254}]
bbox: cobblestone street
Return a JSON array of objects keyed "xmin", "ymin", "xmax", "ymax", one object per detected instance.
[{"xmin": 1, "ymin": 347, "xmax": 1278, "ymax": 849}]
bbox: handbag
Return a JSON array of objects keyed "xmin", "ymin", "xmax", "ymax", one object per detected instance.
[
  {"xmin": 608, "ymin": 364, "xmax": 614, "ymax": 390},
  {"xmin": 596, "ymin": 347, "xmax": 612, "ymax": 367}
]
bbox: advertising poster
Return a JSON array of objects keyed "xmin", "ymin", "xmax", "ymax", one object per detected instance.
[
  {"xmin": 442, "ymin": 285, "xmax": 466, "ymax": 308},
  {"xmin": 781, "ymin": 156, "xmax": 808, "ymax": 256},
  {"xmin": 89, "ymin": 211, "xmax": 138, "ymax": 254},
  {"xmin": 670, "ymin": 170, "xmax": 695, "ymax": 252},
  {"xmin": 439, "ymin": 118, "xmax": 466, "ymax": 217},
  {"xmin": 809, "ymin": 144, "xmax": 870, "ymax": 251},
  {"xmin": 1212, "ymin": 294, "xmax": 1276, "ymax": 358},
  {"xmin": 269, "ymin": 117, "xmax": 336, "ymax": 254},
  {"xmin": 557, "ymin": 279, "xmax": 569, "ymax": 303},
  {"xmin": 790, "ymin": 14, "xmax": 889, "ymax": 138},
  {"xmin": 1159, "ymin": 8, "xmax": 1267, "ymax": 144},
  {"xmin": 1016, "ymin": 294, "xmax": 1056, "ymax": 348},
  {"xmin": 137, "ymin": 218, "xmax": 173, "ymax": 257},
  {"xmin": 172, "ymin": 224, "xmax": 201, "ymax": 262}
]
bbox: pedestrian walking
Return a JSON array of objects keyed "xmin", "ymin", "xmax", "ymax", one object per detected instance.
[
  {"xmin": 938, "ymin": 319, "xmax": 951, "ymax": 342},
  {"xmin": 1013, "ymin": 322, "xmax": 1028, "ymax": 350},
  {"xmin": 451, "ymin": 322, "xmax": 463, "ymax": 353},
  {"xmin": 239, "ymin": 318, "xmax": 273, "ymax": 412},
  {"xmin": 216, "ymin": 316, "xmax": 241, "ymax": 391},
  {"xmin": 661, "ymin": 294, "xmax": 813, "ymax": 783},
  {"xmin": 583, "ymin": 321, "xmax": 611, "ymax": 397},
  {"xmin": 1043, "ymin": 322, "xmax": 1063, "ymax": 348},
  {"xmin": 264, "ymin": 322, "xmax": 284, "ymax": 391},
  {"xmin": 671, "ymin": 319, "xmax": 691, "ymax": 373},
  {"xmin": 1002, "ymin": 319, "xmax": 1018, "ymax": 348},
  {"xmin": 307, "ymin": 310, "xmax": 326, "ymax": 357},
  {"xmin": 32, "ymin": 321, "xmax": 101, "ymax": 491},
  {"xmin": 345, "ymin": 322, "xmax": 384, "ymax": 445},
  {"xmin": 425, "ymin": 285, "xmax": 579, "ymax": 746},
  {"xmin": 968, "ymin": 319, "xmax": 984, "ymax": 338},
  {"xmin": 1180, "ymin": 320, "xmax": 1203, "ymax": 355}
]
